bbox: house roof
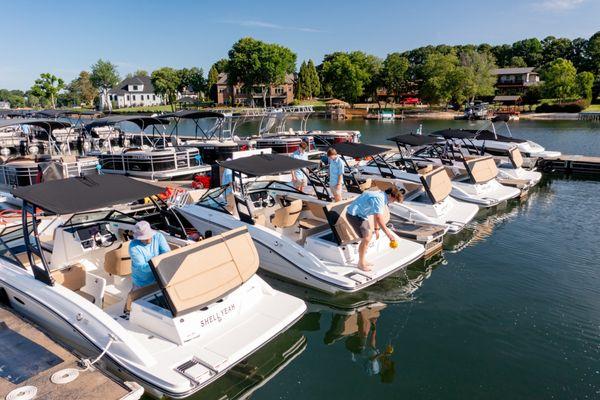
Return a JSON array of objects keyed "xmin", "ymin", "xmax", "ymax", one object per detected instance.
[
  {"xmin": 109, "ymin": 75, "xmax": 156, "ymax": 95},
  {"xmin": 216, "ymin": 72, "xmax": 295, "ymax": 86},
  {"xmin": 493, "ymin": 95, "xmax": 522, "ymax": 103},
  {"xmin": 491, "ymin": 67, "xmax": 536, "ymax": 75}
]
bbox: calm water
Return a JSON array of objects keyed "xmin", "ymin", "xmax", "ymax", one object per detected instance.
[{"xmin": 186, "ymin": 118, "xmax": 600, "ymax": 400}]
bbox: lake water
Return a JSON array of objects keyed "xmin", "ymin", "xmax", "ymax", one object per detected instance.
[{"xmin": 185, "ymin": 118, "xmax": 600, "ymax": 400}]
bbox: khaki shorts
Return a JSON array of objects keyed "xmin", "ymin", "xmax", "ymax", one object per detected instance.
[
  {"xmin": 331, "ymin": 184, "xmax": 343, "ymax": 198},
  {"xmin": 347, "ymin": 213, "xmax": 373, "ymax": 239}
]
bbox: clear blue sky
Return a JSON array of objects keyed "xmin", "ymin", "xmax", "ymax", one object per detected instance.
[{"xmin": 1, "ymin": 0, "xmax": 598, "ymax": 90}]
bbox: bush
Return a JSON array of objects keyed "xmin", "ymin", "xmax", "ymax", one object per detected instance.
[{"xmin": 535, "ymin": 99, "xmax": 590, "ymax": 113}]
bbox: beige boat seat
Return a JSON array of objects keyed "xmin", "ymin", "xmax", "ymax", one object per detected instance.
[
  {"xmin": 270, "ymin": 198, "xmax": 303, "ymax": 228},
  {"xmin": 306, "ymin": 201, "xmax": 327, "ymax": 220},
  {"xmin": 357, "ymin": 178, "xmax": 372, "ymax": 192},
  {"xmin": 417, "ymin": 164, "xmax": 434, "ymax": 174},
  {"xmin": 50, "ymin": 263, "xmax": 95, "ymax": 303},
  {"xmin": 420, "ymin": 166, "xmax": 453, "ymax": 204},
  {"xmin": 104, "ymin": 241, "xmax": 132, "ymax": 276},
  {"xmin": 324, "ymin": 198, "xmax": 360, "ymax": 245},
  {"xmin": 508, "ymin": 147, "xmax": 524, "ymax": 169},
  {"xmin": 149, "ymin": 227, "xmax": 259, "ymax": 316},
  {"xmin": 464, "ymin": 156, "xmax": 498, "ymax": 184}
]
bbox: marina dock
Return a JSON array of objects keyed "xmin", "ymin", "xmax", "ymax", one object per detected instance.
[
  {"xmin": 0, "ymin": 306, "xmax": 143, "ymax": 400},
  {"xmin": 536, "ymin": 154, "xmax": 600, "ymax": 175}
]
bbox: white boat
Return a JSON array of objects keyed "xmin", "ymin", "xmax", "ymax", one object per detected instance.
[
  {"xmin": 85, "ymin": 115, "xmax": 211, "ymax": 180},
  {"xmin": 0, "ymin": 175, "xmax": 306, "ymax": 398},
  {"xmin": 381, "ymin": 134, "xmax": 521, "ymax": 207},
  {"xmin": 329, "ymin": 142, "xmax": 479, "ymax": 234},
  {"xmin": 179, "ymin": 153, "xmax": 425, "ymax": 294}
]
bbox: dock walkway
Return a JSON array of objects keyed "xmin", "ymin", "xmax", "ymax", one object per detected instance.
[{"xmin": 0, "ymin": 306, "xmax": 143, "ymax": 400}]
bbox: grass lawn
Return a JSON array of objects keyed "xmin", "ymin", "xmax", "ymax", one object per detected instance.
[{"xmin": 583, "ymin": 104, "xmax": 600, "ymax": 112}]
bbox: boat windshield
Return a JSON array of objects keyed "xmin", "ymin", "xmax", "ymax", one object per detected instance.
[
  {"xmin": 63, "ymin": 210, "xmax": 139, "ymax": 227},
  {"xmin": 0, "ymin": 222, "xmax": 33, "ymax": 268},
  {"xmin": 197, "ymin": 185, "xmax": 231, "ymax": 213}
]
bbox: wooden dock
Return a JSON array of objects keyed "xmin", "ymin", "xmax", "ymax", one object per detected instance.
[
  {"xmin": 0, "ymin": 306, "xmax": 143, "ymax": 400},
  {"xmin": 579, "ymin": 112, "xmax": 600, "ymax": 122},
  {"xmin": 537, "ymin": 154, "xmax": 600, "ymax": 175}
]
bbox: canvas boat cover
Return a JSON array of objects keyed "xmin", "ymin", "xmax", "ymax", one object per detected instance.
[
  {"xmin": 331, "ymin": 142, "xmax": 389, "ymax": 158},
  {"xmin": 84, "ymin": 115, "xmax": 169, "ymax": 132},
  {"xmin": 387, "ymin": 134, "xmax": 441, "ymax": 146},
  {"xmin": 219, "ymin": 153, "xmax": 318, "ymax": 177},
  {"xmin": 474, "ymin": 130, "xmax": 527, "ymax": 143},
  {"xmin": 159, "ymin": 110, "xmax": 225, "ymax": 119},
  {"xmin": 430, "ymin": 129, "xmax": 479, "ymax": 140},
  {"xmin": 11, "ymin": 174, "xmax": 164, "ymax": 214},
  {"xmin": 0, "ymin": 118, "xmax": 71, "ymax": 131}
]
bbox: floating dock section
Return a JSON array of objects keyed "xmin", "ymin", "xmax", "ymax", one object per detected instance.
[
  {"xmin": 579, "ymin": 112, "xmax": 600, "ymax": 122},
  {"xmin": 537, "ymin": 155, "xmax": 600, "ymax": 175},
  {"xmin": 0, "ymin": 306, "xmax": 143, "ymax": 400}
]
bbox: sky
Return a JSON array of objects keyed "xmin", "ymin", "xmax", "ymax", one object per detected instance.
[{"xmin": 1, "ymin": 0, "xmax": 599, "ymax": 90}]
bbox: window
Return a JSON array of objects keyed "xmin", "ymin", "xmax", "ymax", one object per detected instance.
[
  {"xmin": 147, "ymin": 94, "xmax": 150, "ymax": 100},
  {"xmin": 153, "ymin": 95, "xmax": 156, "ymax": 100},
  {"xmin": 133, "ymin": 85, "xmax": 138, "ymax": 91},
  {"xmin": 132, "ymin": 95, "xmax": 136, "ymax": 101},
  {"xmin": 126, "ymin": 95, "xmax": 130, "ymax": 101}
]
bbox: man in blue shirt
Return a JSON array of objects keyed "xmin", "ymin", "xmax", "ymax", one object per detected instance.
[
  {"xmin": 346, "ymin": 187, "xmax": 403, "ymax": 271},
  {"xmin": 291, "ymin": 141, "xmax": 309, "ymax": 192},
  {"xmin": 328, "ymin": 148, "xmax": 345, "ymax": 202},
  {"xmin": 129, "ymin": 221, "xmax": 170, "ymax": 288}
]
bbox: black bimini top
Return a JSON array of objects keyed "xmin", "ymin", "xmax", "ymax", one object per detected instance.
[
  {"xmin": 11, "ymin": 175, "xmax": 163, "ymax": 214},
  {"xmin": 475, "ymin": 130, "xmax": 527, "ymax": 143},
  {"xmin": 84, "ymin": 115, "xmax": 169, "ymax": 132},
  {"xmin": 430, "ymin": 129, "xmax": 479, "ymax": 140},
  {"xmin": 332, "ymin": 142, "xmax": 388, "ymax": 158},
  {"xmin": 0, "ymin": 118, "xmax": 71, "ymax": 131},
  {"xmin": 34, "ymin": 109, "xmax": 102, "ymax": 118},
  {"xmin": 387, "ymin": 133, "xmax": 441, "ymax": 146},
  {"xmin": 219, "ymin": 153, "xmax": 318, "ymax": 177},
  {"xmin": 160, "ymin": 110, "xmax": 225, "ymax": 120}
]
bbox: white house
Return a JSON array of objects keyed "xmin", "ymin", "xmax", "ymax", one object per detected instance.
[
  {"xmin": 108, "ymin": 75, "xmax": 166, "ymax": 108},
  {"xmin": 0, "ymin": 101, "xmax": 10, "ymax": 110}
]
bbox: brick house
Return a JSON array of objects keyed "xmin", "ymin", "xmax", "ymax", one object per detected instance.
[{"xmin": 215, "ymin": 73, "xmax": 295, "ymax": 107}]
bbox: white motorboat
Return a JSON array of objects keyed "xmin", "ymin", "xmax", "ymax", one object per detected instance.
[
  {"xmin": 85, "ymin": 115, "xmax": 211, "ymax": 180},
  {"xmin": 0, "ymin": 175, "xmax": 306, "ymax": 398},
  {"xmin": 179, "ymin": 153, "xmax": 425, "ymax": 295},
  {"xmin": 328, "ymin": 142, "xmax": 479, "ymax": 234}
]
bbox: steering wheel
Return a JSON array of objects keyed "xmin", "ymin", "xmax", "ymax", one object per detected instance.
[
  {"xmin": 263, "ymin": 194, "xmax": 276, "ymax": 208},
  {"xmin": 93, "ymin": 232, "xmax": 116, "ymax": 248}
]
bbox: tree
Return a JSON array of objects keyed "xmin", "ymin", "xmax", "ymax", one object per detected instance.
[
  {"xmin": 576, "ymin": 71, "xmax": 595, "ymax": 100},
  {"xmin": 509, "ymin": 56, "xmax": 528, "ymax": 67},
  {"xmin": 541, "ymin": 36, "xmax": 574, "ymax": 66},
  {"xmin": 459, "ymin": 50, "xmax": 497, "ymax": 102},
  {"xmin": 491, "ymin": 44, "xmax": 514, "ymax": 68},
  {"xmin": 151, "ymin": 67, "xmax": 180, "ymax": 111},
  {"xmin": 296, "ymin": 61, "xmax": 309, "ymax": 100},
  {"xmin": 380, "ymin": 53, "xmax": 410, "ymax": 102},
  {"xmin": 213, "ymin": 58, "xmax": 229, "ymax": 73},
  {"xmin": 512, "ymin": 38, "xmax": 543, "ymax": 67},
  {"xmin": 207, "ymin": 65, "xmax": 219, "ymax": 88},
  {"xmin": 306, "ymin": 59, "xmax": 321, "ymax": 98},
  {"xmin": 90, "ymin": 59, "xmax": 120, "ymax": 111},
  {"xmin": 227, "ymin": 37, "xmax": 296, "ymax": 107},
  {"xmin": 541, "ymin": 58, "xmax": 577, "ymax": 102},
  {"xmin": 67, "ymin": 71, "xmax": 96, "ymax": 106},
  {"xmin": 30, "ymin": 73, "xmax": 65, "ymax": 109},
  {"xmin": 320, "ymin": 53, "xmax": 369, "ymax": 103},
  {"xmin": 178, "ymin": 67, "xmax": 206, "ymax": 96},
  {"xmin": 0, "ymin": 89, "xmax": 26, "ymax": 108},
  {"xmin": 420, "ymin": 52, "xmax": 459, "ymax": 107}
]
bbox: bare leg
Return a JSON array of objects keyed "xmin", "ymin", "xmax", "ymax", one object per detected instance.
[{"xmin": 358, "ymin": 232, "xmax": 373, "ymax": 271}]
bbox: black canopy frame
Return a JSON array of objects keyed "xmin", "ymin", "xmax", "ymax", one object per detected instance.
[
  {"xmin": 161, "ymin": 110, "xmax": 226, "ymax": 141},
  {"xmin": 84, "ymin": 115, "xmax": 170, "ymax": 149}
]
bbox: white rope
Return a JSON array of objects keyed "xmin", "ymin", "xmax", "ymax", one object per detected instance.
[{"xmin": 50, "ymin": 336, "xmax": 115, "ymax": 386}]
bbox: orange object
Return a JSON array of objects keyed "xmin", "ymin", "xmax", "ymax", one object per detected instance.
[{"xmin": 389, "ymin": 240, "xmax": 398, "ymax": 249}]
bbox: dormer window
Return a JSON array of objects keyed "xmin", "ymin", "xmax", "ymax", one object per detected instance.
[{"xmin": 133, "ymin": 85, "xmax": 138, "ymax": 91}]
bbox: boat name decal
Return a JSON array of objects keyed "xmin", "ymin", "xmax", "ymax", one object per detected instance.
[{"xmin": 199, "ymin": 304, "xmax": 236, "ymax": 328}]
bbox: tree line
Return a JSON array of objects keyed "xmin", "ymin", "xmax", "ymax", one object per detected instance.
[{"xmin": 1, "ymin": 32, "xmax": 600, "ymax": 109}]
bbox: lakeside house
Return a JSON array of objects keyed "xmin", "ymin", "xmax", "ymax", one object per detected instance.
[
  {"xmin": 0, "ymin": 101, "xmax": 10, "ymax": 110},
  {"xmin": 108, "ymin": 75, "xmax": 166, "ymax": 109},
  {"xmin": 491, "ymin": 67, "xmax": 540, "ymax": 96},
  {"xmin": 215, "ymin": 72, "xmax": 295, "ymax": 107}
]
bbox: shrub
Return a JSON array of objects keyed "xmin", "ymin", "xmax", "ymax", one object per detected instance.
[{"xmin": 536, "ymin": 99, "xmax": 589, "ymax": 113}]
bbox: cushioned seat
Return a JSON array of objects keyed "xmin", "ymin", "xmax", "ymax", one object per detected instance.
[
  {"xmin": 324, "ymin": 199, "xmax": 359, "ymax": 245},
  {"xmin": 149, "ymin": 227, "xmax": 259, "ymax": 316},
  {"xmin": 104, "ymin": 241, "xmax": 132, "ymax": 276},
  {"xmin": 51, "ymin": 263, "xmax": 86, "ymax": 291},
  {"xmin": 420, "ymin": 166, "xmax": 453, "ymax": 204},
  {"xmin": 508, "ymin": 147, "xmax": 524, "ymax": 169},
  {"xmin": 270, "ymin": 199, "xmax": 303, "ymax": 228},
  {"xmin": 464, "ymin": 156, "xmax": 498, "ymax": 184}
]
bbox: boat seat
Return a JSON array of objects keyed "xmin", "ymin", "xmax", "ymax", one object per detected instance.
[
  {"xmin": 270, "ymin": 199, "xmax": 303, "ymax": 228},
  {"xmin": 306, "ymin": 201, "xmax": 327, "ymax": 220},
  {"xmin": 299, "ymin": 218, "xmax": 327, "ymax": 230},
  {"xmin": 51, "ymin": 263, "xmax": 86, "ymax": 291},
  {"xmin": 508, "ymin": 146, "xmax": 524, "ymax": 169},
  {"xmin": 149, "ymin": 227, "xmax": 259, "ymax": 316},
  {"xmin": 417, "ymin": 164, "xmax": 434, "ymax": 174},
  {"xmin": 324, "ymin": 199, "xmax": 360, "ymax": 245},
  {"xmin": 104, "ymin": 241, "xmax": 132, "ymax": 276},
  {"xmin": 464, "ymin": 156, "xmax": 498, "ymax": 184},
  {"xmin": 420, "ymin": 166, "xmax": 453, "ymax": 204}
]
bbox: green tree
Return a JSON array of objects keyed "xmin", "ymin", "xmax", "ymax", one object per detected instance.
[
  {"xmin": 30, "ymin": 73, "xmax": 65, "ymax": 109},
  {"xmin": 213, "ymin": 58, "xmax": 229, "ymax": 73},
  {"xmin": 491, "ymin": 44, "xmax": 514, "ymax": 68},
  {"xmin": 541, "ymin": 58, "xmax": 577, "ymax": 102},
  {"xmin": 227, "ymin": 37, "xmax": 296, "ymax": 107},
  {"xmin": 90, "ymin": 59, "xmax": 120, "ymax": 111},
  {"xmin": 420, "ymin": 52, "xmax": 459, "ymax": 107},
  {"xmin": 306, "ymin": 59, "xmax": 321, "ymax": 98},
  {"xmin": 296, "ymin": 61, "xmax": 309, "ymax": 100},
  {"xmin": 575, "ymin": 71, "xmax": 595, "ymax": 100},
  {"xmin": 509, "ymin": 56, "xmax": 528, "ymax": 67},
  {"xmin": 67, "ymin": 71, "xmax": 96, "ymax": 106},
  {"xmin": 459, "ymin": 50, "xmax": 497, "ymax": 102},
  {"xmin": 320, "ymin": 53, "xmax": 368, "ymax": 103},
  {"xmin": 380, "ymin": 53, "xmax": 410, "ymax": 102},
  {"xmin": 541, "ymin": 36, "xmax": 574, "ymax": 66},
  {"xmin": 207, "ymin": 65, "xmax": 219, "ymax": 88},
  {"xmin": 151, "ymin": 67, "xmax": 181, "ymax": 111},
  {"xmin": 178, "ymin": 67, "xmax": 206, "ymax": 96},
  {"xmin": 512, "ymin": 38, "xmax": 543, "ymax": 67},
  {"xmin": 0, "ymin": 89, "xmax": 26, "ymax": 108}
]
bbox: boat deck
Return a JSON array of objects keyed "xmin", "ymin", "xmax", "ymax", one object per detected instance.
[
  {"xmin": 0, "ymin": 306, "xmax": 143, "ymax": 400},
  {"xmin": 536, "ymin": 154, "xmax": 600, "ymax": 175}
]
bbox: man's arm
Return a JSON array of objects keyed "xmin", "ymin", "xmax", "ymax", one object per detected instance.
[
  {"xmin": 130, "ymin": 246, "xmax": 151, "ymax": 275},
  {"xmin": 157, "ymin": 233, "xmax": 171, "ymax": 255},
  {"xmin": 374, "ymin": 213, "xmax": 394, "ymax": 241}
]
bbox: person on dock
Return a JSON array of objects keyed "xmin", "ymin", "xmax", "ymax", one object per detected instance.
[
  {"xmin": 129, "ymin": 221, "xmax": 170, "ymax": 289},
  {"xmin": 328, "ymin": 148, "xmax": 345, "ymax": 202},
  {"xmin": 291, "ymin": 141, "xmax": 309, "ymax": 192},
  {"xmin": 346, "ymin": 187, "xmax": 403, "ymax": 271}
]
